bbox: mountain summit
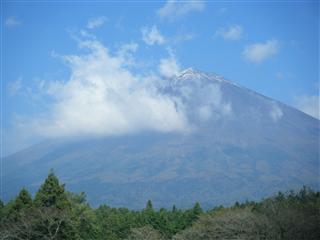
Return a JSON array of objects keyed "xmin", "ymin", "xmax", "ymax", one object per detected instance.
[
  {"xmin": 178, "ymin": 67, "xmax": 202, "ymax": 78},
  {"xmin": 3, "ymin": 69, "xmax": 319, "ymax": 209}
]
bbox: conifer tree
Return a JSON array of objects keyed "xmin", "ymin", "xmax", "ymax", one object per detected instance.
[
  {"xmin": 145, "ymin": 200, "xmax": 153, "ymax": 211},
  {"xmin": 192, "ymin": 202, "xmax": 203, "ymax": 216},
  {"xmin": 172, "ymin": 204, "xmax": 177, "ymax": 213},
  {"xmin": 34, "ymin": 170, "xmax": 70, "ymax": 209},
  {"xmin": 12, "ymin": 188, "xmax": 33, "ymax": 212}
]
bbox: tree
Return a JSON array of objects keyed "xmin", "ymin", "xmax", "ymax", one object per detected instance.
[
  {"xmin": 192, "ymin": 202, "xmax": 203, "ymax": 216},
  {"xmin": 12, "ymin": 188, "xmax": 33, "ymax": 212},
  {"xmin": 254, "ymin": 187, "xmax": 320, "ymax": 240},
  {"xmin": 3, "ymin": 188, "xmax": 34, "ymax": 222},
  {"xmin": 171, "ymin": 205, "xmax": 177, "ymax": 213},
  {"xmin": 28, "ymin": 171, "xmax": 77, "ymax": 239},
  {"xmin": 145, "ymin": 200, "xmax": 154, "ymax": 212},
  {"xmin": 0, "ymin": 207, "xmax": 73, "ymax": 240},
  {"xmin": 34, "ymin": 171, "xmax": 69, "ymax": 209},
  {"xmin": 67, "ymin": 192, "xmax": 99, "ymax": 239},
  {"xmin": 126, "ymin": 225, "xmax": 165, "ymax": 240},
  {"xmin": 173, "ymin": 208, "xmax": 277, "ymax": 240},
  {"xmin": 0, "ymin": 199, "xmax": 4, "ymax": 209}
]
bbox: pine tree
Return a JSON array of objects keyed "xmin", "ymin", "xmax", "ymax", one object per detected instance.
[
  {"xmin": 34, "ymin": 170, "xmax": 70, "ymax": 209},
  {"xmin": 0, "ymin": 199, "xmax": 4, "ymax": 209},
  {"xmin": 12, "ymin": 188, "xmax": 33, "ymax": 212},
  {"xmin": 172, "ymin": 204, "xmax": 177, "ymax": 213},
  {"xmin": 145, "ymin": 200, "xmax": 153, "ymax": 211},
  {"xmin": 192, "ymin": 202, "xmax": 203, "ymax": 215}
]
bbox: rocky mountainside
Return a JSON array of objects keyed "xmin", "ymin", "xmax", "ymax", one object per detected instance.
[{"xmin": 3, "ymin": 69, "xmax": 319, "ymax": 209}]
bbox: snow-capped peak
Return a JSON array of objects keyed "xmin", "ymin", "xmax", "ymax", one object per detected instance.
[
  {"xmin": 177, "ymin": 68, "xmax": 226, "ymax": 83},
  {"xmin": 175, "ymin": 68, "xmax": 241, "ymax": 88},
  {"xmin": 178, "ymin": 67, "xmax": 202, "ymax": 78}
]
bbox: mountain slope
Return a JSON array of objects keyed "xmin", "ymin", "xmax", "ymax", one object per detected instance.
[{"xmin": 3, "ymin": 69, "xmax": 319, "ymax": 209}]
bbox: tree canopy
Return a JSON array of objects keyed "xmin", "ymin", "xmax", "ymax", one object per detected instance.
[{"xmin": 0, "ymin": 171, "xmax": 319, "ymax": 240}]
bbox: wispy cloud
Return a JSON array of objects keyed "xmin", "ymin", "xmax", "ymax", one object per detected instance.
[
  {"xmin": 171, "ymin": 32, "xmax": 194, "ymax": 44},
  {"xmin": 193, "ymin": 84, "xmax": 232, "ymax": 121},
  {"xmin": 270, "ymin": 103, "xmax": 283, "ymax": 122},
  {"xmin": 141, "ymin": 25, "xmax": 165, "ymax": 45},
  {"xmin": 215, "ymin": 25, "xmax": 243, "ymax": 40},
  {"xmin": 158, "ymin": 50, "xmax": 181, "ymax": 78},
  {"xmin": 275, "ymin": 71, "xmax": 294, "ymax": 80},
  {"xmin": 7, "ymin": 77, "xmax": 22, "ymax": 96},
  {"xmin": 243, "ymin": 39, "xmax": 279, "ymax": 63},
  {"xmin": 87, "ymin": 16, "xmax": 107, "ymax": 29},
  {"xmin": 157, "ymin": 0, "xmax": 205, "ymax": 19},
  {"xmin": 116, "ymin": 42, "xmax": 139, "ymax": 67},
  {"xmin": 5, "ymin": 17, "xmax": 22, "ymax": 28},
  {"xmin": 294, "ymin": 95, "xmax": 319, "ymax": 119}
]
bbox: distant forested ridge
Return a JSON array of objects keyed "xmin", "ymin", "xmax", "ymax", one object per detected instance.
[{"xmin": 0, "ymin": 171, "xmax": 319, "ymax": 240}]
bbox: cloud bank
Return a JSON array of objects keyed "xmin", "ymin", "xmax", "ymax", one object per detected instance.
[{"xmin": 19, "ymin": 39, "xmax": 189, "ymax": 139}]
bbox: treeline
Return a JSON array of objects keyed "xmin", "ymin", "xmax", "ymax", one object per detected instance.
[{"xmin": 0, "ymin": 171, "xmax": 319, "ymax": 240}]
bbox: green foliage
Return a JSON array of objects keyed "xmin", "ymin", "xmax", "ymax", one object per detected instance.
[
  {"xmin": 173, "ymin": 208, "xmax": 277, "ymax": 240},
  {"xmin": 253, "ymin": 186, "xmax": 320, "ymax": 240},
  {"xmin": 67, "ymin": 191, "xmax": 99, "ymax": 239},
  {"xmin": 146, "ymin": 200, "xmax": 153, "ymax": 211},
  {"xmin": 0, "ymin": 172, "xmax": 319, "ymax": 240},
  {"xmin": 12, "ymin": 188, "xmax": 33, "ymax": 212},
  {"xmin": 126, "ymin": 225, "xmax": 165, "ymax": 240},
  {"xmin": 34, "ymin": 170, "xmax": 69, "ymax": 209},
  {"xmin": 5, "ymin": 188, "xmax": 34, "ymax": 222}
]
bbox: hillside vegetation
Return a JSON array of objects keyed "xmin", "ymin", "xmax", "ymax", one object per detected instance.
[{"xmin": 0, "ymin": 171, "xmax": 319, "ymax": 240}]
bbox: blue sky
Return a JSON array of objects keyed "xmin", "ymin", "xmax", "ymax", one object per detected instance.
[{"xmin": 1, "ymin": 0, "xmax": 319, "ymax": 155}]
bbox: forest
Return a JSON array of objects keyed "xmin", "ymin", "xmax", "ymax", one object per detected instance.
[{"xmin": 0, "ymin": 171, "xmax": 319, "ymax": 240}]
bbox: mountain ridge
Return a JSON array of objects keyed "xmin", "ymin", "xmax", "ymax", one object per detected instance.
[
  {"xmin": 175, "ymin": 68, "xmax": 315, "ymax": 118},
  {"xmin": 2, "ymin": 69, "xmax": 319, "ymax": 209}
]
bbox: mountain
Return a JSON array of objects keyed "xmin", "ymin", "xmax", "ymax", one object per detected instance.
[{"xmin": 2, "ymin": 68, "xmax": 319, "ymax": 209}]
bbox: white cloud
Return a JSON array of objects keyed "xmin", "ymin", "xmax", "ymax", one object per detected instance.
[
  {"xmin": 5, "ymin": 17, "xmax": 21, "ymax": 27},
  {"xmin": 215, "ymin": 25, "xmax": 243, "ymax": 40},
  {"xmin": 178, "ymin": 80, "xmax": 232, "ymax": 122},
  {"xmin": 270, "ymin": 103, "xmax": 283, "ymax": 122},
  {"xmin": 116, "ymin": 42, "xmax": 139, "ymax": 67},
  {"xmin": 141, "ymin": 25, "xmax": 165, "ymax": 45},
  {"xmin": 87, "ymin": 16, "xmax": 107, "ymax": 29},
  {"xmin": 80, "ymin": 30, "xmax": 96, "ymax": 39},
  {"xmin": 243, "ymin": 39, "xmax": 279, "ymax": 63},
  {"xmin": 158, "ymin": 51, "xmax": 181, "ymax": 78},
  {"xmin": 198, "ymin": 101, "xmax": 232, "ymax": 122},
  {"xmin": 16, "ymin": 39, "xmax": 189, "ymax": 139},
  {"xmin": 205, "ymin": 84, "xmax": 232, "ymax": 118},
  {"xmin": 294, "ymin": 95, "xmax": 319, "ymax": 119},
  {"xmin": 157, "ymin": 0, "xmax": 205, "ymax": 19}
]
